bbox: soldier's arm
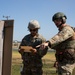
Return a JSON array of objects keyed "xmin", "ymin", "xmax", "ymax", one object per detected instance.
[
  {"xmin": 48, "ymin": 26, "xmax": 74, "ymax": 48},
  {"xmin": 18, "ymin": 37, "xmax": 27, "ymax": 55},
  {"xmin": 37, "ymin": 36, "xmax": 48, "ymax": 57}
]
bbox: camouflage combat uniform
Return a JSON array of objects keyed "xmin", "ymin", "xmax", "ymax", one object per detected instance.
[
  {"xmin": 48, "ymin": 25, "xmax": 75, "ymax": 75},
  {"xmin": 19, "ymin": 34, "xmax": 48, "ymax": 75}
]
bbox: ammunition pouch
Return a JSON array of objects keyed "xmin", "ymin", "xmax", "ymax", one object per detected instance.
[
  {"xmin": 63, "ymin": 50, "xmax": 75, "ymax": 61},
  {"xmin": 56, "ymin": 50, "xmax": 75, "ymax": 63}
]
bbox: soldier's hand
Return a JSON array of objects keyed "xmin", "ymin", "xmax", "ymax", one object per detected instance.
[
  {"xmin": 36, "ymin": 42, "xmax": 48, "ymax": 50},
  {"xmin": 53, "ymin": 61, "xmax": 58, "ymax": 68},
  {"xmin": 30, "ymin": 48, "xmax": 37, "ymax": 53}
]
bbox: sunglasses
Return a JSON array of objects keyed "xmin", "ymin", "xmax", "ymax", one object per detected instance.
[{"xmin": 29, "ymin": 29, "xmax": 38, "ymax": 32}]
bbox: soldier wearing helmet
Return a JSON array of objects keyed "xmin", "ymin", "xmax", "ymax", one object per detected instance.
[
  {"xmin": 38, "ymin": 12, "xmax": 75, "ymax": 75},
  {"xmin": 28, "ymin": 20, "xmax": 40, "ymax": 29},
  {"xmin": 27, "ymin": 20, "xmax": 40, "ymax": 37},
  {"xmin": 18, "ymin": 20, "xmax": 48, "ymax": 75},
  {"xmin": 52, "ymin": 12, "xmax": 67, "ymax": 23}
]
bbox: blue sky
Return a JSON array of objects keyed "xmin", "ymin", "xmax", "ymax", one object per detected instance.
[{"xmin": 0, "ymin": 0, "xmax": 75, "ymax": 41}]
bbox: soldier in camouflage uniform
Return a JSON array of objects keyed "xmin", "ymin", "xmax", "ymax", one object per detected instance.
[
  {"xmin": 38, "ymin": 12, "xmax": 75, "ymax": 75},
  {"xmin": 18, "ymin": 20, "xmax": 48, "ymax": 75}
]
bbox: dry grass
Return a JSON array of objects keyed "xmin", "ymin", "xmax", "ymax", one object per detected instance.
[
  {"xmin": 12, "ymin": 50, "xmax": 22, "ymax": 65},
  {"xmin": 42, "ymin": 52, "xmax": 56, "ymax": 60}
]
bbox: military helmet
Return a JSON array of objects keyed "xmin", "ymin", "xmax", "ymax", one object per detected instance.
[
  {"xmin": 28, "ymin": 20, "xmax": 40, "ymax": 29},
  {"xmin": 52, "ymin": 12, "xmax": 67, "ymax": 24}
]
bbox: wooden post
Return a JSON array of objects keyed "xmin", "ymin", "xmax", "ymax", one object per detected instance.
[{"xmin": 1, "ymin": 20, "xmax": 14, "ymax": 75}]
